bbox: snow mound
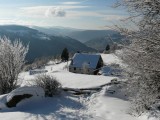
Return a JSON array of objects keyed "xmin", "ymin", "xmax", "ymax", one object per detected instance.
[
  {"xmin": 101, "ymin": 53, "xmax": 122, "ymax": 65},
  {"xmin": 7, "ymin": 86, "xmax": 45, "ymax": 102}
]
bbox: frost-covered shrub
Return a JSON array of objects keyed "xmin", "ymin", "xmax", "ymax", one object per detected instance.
[
  {"xmin": 0, "ymin": 36, "xmax": 28, "ymax": 94},
  {"xmin": 35, "ymin": 74, "xmax": 61, "ymax": 97}
]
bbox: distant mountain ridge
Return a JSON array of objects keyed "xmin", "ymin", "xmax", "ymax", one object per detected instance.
[
  {"xmin": 68, "ymin": 30, "xmax": 119, "ymax": 43},
  {"xmin": 32, "ymin": 26, "xmax": 82, "ymax": 36},
  {"xmin": 33, "ymin": 26, "xmax": 119, "ymax": 43},
  {"xmin": 84, "ymin": 33, "xmax": 123, "ymax": 51},
  {"xmin": 0, "ymin": 25, "xmax": 95, "ymax": 62}
]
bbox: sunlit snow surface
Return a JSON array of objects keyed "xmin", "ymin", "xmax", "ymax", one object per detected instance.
[{"xmin": 0, "ymin": 53, "xmax": 158, "ymax": 120}]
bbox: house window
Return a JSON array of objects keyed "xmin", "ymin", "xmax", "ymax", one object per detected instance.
[{"xmin": 74, "ymin": 67, "xmax": 76, "ymax": 71}]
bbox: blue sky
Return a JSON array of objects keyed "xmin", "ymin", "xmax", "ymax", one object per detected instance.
[{"xmin": 0, "ymin": 0, "xmax": 128, "ymax": 29}]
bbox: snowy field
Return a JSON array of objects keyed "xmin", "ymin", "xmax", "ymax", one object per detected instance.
[{"xmin": 0, "ymin": 53, "xmax": 158, "ymax": 120}]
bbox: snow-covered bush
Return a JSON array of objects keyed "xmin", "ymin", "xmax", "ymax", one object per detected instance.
[
  {"xmin": 0, "ymin": 36, "xmax": 28, "ymax": 94},
  {"xmin": 35, "ymin": 74, "xmax": 62, "ymax": 97}
]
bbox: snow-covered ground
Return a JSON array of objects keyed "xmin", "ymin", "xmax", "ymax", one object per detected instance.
[
  {"xmin": 20, "ymin": 61, "xmax": 116, "ymax": 89},
  {"xmin": 101, "ymin": 53, "xmax": 122, "ymax": 65},
  {"xmin": 0, "ymin": 53, "xmax": 158, "ymax": 120}
]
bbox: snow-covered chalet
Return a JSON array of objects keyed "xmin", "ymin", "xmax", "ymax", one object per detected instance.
[{"xmin": 69, "ymin": 53, "xmax": 103, "ymax": 75}]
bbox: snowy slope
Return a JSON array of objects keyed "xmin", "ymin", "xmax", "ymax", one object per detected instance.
[
  {"xmin": 20, "ymin": 61, "xmax": 116, "ymax": 89},
  {"xmin": 0, "ymin": 92, "xmax": 92, "ymax": 120},
  {"xmin": 50, "ymin": 71, "xmax": 116, "ymax": 89},
  {"xmin": 87, "ymin": 86, "xmax": 137, "ymax": 120},
  {"xmin": 0, "ymin": 53, "xmax": 158, "ymax": 120},
  {"xmin": 101, "ymin": 53, "xmax": 122, "ymax": 65}
]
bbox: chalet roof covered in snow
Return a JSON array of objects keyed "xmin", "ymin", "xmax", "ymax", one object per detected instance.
[{"xmin": 70, "ymin": 53, "xmax": 102, "ymax": 69}]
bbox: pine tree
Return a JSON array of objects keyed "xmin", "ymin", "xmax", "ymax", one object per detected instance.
[
  {"xmin": 61, "ymin": 48, "xmax": 69, "ymax": 61},
  {"xmin": 105, "ymin": 44, "xmax": 110, "ymax": 51}
]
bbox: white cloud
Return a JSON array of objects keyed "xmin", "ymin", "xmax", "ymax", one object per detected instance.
[
  {"xmin": 0, "ymin": 18, "xmax": 54, "ymax": 27},
  {"xmin": 21, "ymin": 5, "xmax": 89, "ymax": 18},
  {"xmin": 62, "ymin": 2, "xmax": 81, "ymax": 5},
  {"xmin": 20, "ymin": 6, "xmax": 127, "ymax": 21},
  {"xmin": 45, "ymin": 7, "xmax": 66, "ymax": 17},
  {"xmin": 66, "ymin": 11, "xmax": 127, "ymax": 20},
  {"xmin": 67, "ymin": 11, "xmax": 103, "ymax": 18},
  {"xmin": 103, "ymin": 15, "xmax": 127, "ymax": 21},
  {"xmin": 0, "ymin": 19, "xmax": 31, "ymax": 26},
  {"xmin": 21, "ymin": 5, "xmax": 89, "ymax": 11},
  {"xmin": 21, "ymin": 6, "xmax": 46, "ymax": 17}
]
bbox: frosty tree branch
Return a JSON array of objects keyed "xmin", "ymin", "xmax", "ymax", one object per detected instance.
[
  {"xmin": 115, "ymin": 0, "xmax": 160, "ymax": 115},
  {"xmin": 0, "ymin": 36, "xmax": 28, "ymax": 94}
]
